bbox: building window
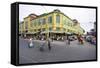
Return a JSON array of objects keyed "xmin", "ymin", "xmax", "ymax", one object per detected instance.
[
  {"xmin": 48, "ymin": 16, "xmax": 52, "ymax": 23},
  {"xmin": 35, "ymin": 20, "xmax": 37, "ymax": 26},
  {"xmin": 25, "ymin": 21, "xmax": 28, "ymax": 29},
  {"xmin": 43, "ymin": 18, "xmax": 46, "ymax": 25},
  {"xmin": 49, "ymin": 27, "xmax": 52, "ymax": 31},
  {"xmin": 36, "ymin": 19, "xmax": 38, "ymax": 26},
  {"xmin": 38, "ymin": 19, "xmax": 41, "ymax": 25},
  {"xmin": 34, "ymin": 20, "xmax": 37, "ymax": 26},
  {"xmin": 30, "ymin": 21, "xmax": 33, "ymax": 27},
  {"xmin": 40, "ymin": 18, "xmax": 46, "ymax": 25},
  {"xmin": 56, "ymin": 15, "xmax": 60, "ymax": 23},
  {"xmin": 67, "ymin": 22, "xmax": 70, "ymax": 26},
  {"xmin": 32, "ymin": 20, "xmax": 35, "ymax": 27},
  {"xmin": 63, "ymin": 20, "xmax": 67, "ymax": 25},
  {"xmin": 65, "ymin": 21, "xmax": 72, "ymax": 27}
]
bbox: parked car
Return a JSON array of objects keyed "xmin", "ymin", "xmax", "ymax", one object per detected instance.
[
  {"xmin": 91, "ymin": 37, "xmax": 96, "ymax": 45},
  {"xmin": 69, "ymin": 36, "xmax": 77, "ymax": 41},
  {"xmin": 85, "ymin": 35, "xmax": 92, "ymax": 42},
  {"xmin": 85, "ymin": 35, "xmax": 96, "ymax": 45}
]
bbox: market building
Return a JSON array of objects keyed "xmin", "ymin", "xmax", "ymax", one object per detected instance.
[{"xmin": 19, "ymin": 9, "xmax": 85, "ymax": 40}]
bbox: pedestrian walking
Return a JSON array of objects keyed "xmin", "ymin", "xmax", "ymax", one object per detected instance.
[
  {"xmin": 80, "ymin": 36, "xmax": 84, "ymax": 44},
  {"xmin": 28, "ymin": 38, "xmax": 34, "ymax": 48},
  {"xmin": 67, "ymin": 35, "xmax": 70, "ymax": 45},
  {"xmin": 77, "ymin": 34, "xmax": 84, "ymax": 45},
  {"xmin": 47, "ymin": 38, "xmax": 51, "ymax": 50}
]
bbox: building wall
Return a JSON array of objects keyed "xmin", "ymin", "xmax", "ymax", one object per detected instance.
[
  {"xmin": 24, "ymin": 17, "xmax": 31, "ymax": 33},
  {"xmin": 19, "ymin": 23, "xmax": 21, "ymax": 34},
  {"xmin": 19, "ymin": 22, "xmax": 24, "ymax": 34},
  {"xmin": 30, "ymin": 13, "xmax": 53, "ymax": 33},
  {"xmin": 19, "ymin": 11, "xmax": 85, "ymax": 35},
  {"xmin": 62, "ymin": 14, "xmax": 74, "ymax": 33}
]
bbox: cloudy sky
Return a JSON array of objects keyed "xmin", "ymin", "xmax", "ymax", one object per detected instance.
[{"xmin": 19, "ymin": 4, "xmax": 96, "ymax": 32}]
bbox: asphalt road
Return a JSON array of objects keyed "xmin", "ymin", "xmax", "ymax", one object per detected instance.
[{"xmin": 19, "ymin": 38, "xmax": 96, "ymax": 64}]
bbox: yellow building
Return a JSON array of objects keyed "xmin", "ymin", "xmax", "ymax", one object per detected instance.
[
  {"xmin": 19, "ymin": 9, "xmax": 85, "ymax": 39},
  {"xmin": 19, "ymin": 21, "xmax": 24, "ymax": 34}
]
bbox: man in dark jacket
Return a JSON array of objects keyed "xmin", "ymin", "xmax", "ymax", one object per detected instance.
[{"xmin": 47, "ymin": 38, "xmax": 51, "ymax": 50}]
